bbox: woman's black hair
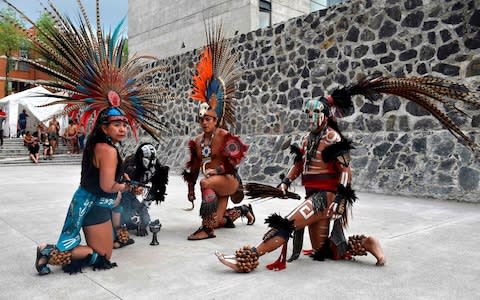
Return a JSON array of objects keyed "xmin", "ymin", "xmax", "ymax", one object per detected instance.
[{"xmin": 81, "ymin": 111, "xmax": 123, "ymax": 173}]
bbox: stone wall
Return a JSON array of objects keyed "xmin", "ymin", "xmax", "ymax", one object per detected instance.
[{"xmin": 124, "ymin": 0, "xmax": 480, "ymax": 202}]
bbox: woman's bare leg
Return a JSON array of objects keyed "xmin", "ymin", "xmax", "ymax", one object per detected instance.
[{"xmin": 83, "ymin": 220, "xmax": 114, "ymax": 259}]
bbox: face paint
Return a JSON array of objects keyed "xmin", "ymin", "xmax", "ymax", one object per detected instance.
[{"xmin": 304, "ymin": 99, "xmax": 325, "ymax": 132}]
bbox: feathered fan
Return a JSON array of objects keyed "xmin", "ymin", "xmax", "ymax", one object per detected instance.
[
  {"xmin": 0, "ymin": 0, "xmax": 170, "ymax": 140},
  {"xmin": 244, "ymin": 182, "xmax": 301, "ymax": 200},
  {"xmin": 191, "ymin": 20, "xmax": 240, "ymax": 130},
  {"xmin": 327, "ymin": 74, "xmax": 480, "ymax": 151}
]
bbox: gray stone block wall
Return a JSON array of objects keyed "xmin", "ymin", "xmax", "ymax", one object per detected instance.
[{"xmin": 124, "ymin": 0, "xmax": 480, "ymax": 202}]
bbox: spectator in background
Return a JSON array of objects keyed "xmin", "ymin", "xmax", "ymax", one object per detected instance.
[
  {"xmin": 37, "ymin": 122, "xmax": 48, "ymax": 144},
  {"xmin": 18, "ymin": 109, "xmax": 29, "ymax": 138},
  {"xmin": 28, "ymin": 137, "xmax": 40, "ymax": 164},
  {"xmin": 77, "ymin": 121, "xmax": 86, "ymax": 152},
  {"xmin": 23, "ymin": 131, "xmax": 33, "ymax": 147},
  {"xmin": 43, "ymin": 135, "xmax": 53, "ymax": 160},
  {"xmin": 48, "ymin": 116, "xmax": 60, "ymax": 155},
  {"xmin": 65, "ymin": 119, "xmax": 79, "ymax": 154},
  {"xmin": 0, "ymin": 107, "xmax": 6, "ymax": 147}
]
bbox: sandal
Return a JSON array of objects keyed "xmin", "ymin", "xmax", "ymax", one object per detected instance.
[
  {"xmin": 245, "ymin": 204, "xmax": 255, "ymax": 225},
  {"xmin": 188, "ymin": 226, "xmax": 216, "ymax": 240},
  {"xmin": 35, "ymin": 244, "xmax": 53, "ymax": 275},
  {"xmin": 113, "ymin": 238, "xmax": 135, "ymax": 249}
]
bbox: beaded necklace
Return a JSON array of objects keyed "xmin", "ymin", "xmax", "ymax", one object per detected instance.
[{"xmin": 201, "ymin": 129, "xmax": 215, "ymax": 163}]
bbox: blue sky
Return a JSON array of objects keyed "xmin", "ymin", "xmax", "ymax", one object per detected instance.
[{"xmin": 0, "ymin": 0, "xmax": 128, "ymax": 34}]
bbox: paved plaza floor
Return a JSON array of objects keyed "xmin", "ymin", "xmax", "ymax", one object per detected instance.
[{"xmin": 1, "ymin": 165, "xmax": 479, "ymax": 299}]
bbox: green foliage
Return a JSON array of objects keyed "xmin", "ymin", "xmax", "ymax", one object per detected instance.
[
  {"xmin": 0, "ymin": 8, "xmax": 24, "ymax": 56},
  {"xmin": 35, "ymin": 12, "xmax": 55, "ymax": 45},
  {"xmin": 122, "ymin": 41, "xmax": 129, "ymax": 63}
]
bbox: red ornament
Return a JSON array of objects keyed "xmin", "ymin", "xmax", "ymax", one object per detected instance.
[
  {"xmin": 108, "ymin": 90, "xmax": 121, "ymax": 107},
  {"xmin": 223, "ymin": 134, "xmax": 248, "ymax": 162}
]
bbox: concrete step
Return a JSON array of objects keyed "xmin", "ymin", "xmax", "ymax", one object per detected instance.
[
  {"xmin": 0, "ymin": 147, "xmax": 69, "ymax": 153},
  {"xmin": 0, "ymin": 153, "xmax": 82, "ymax": 166},
  {"xmin": 0, "ymin": 149, "xmax": 72, "ymax": 158},
  {"xmin": 0, "ymin": 137, "xmax": 82, "ymax": 166}
]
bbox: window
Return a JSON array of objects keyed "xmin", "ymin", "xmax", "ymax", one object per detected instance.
[
  {"xmin": 7, "ymin": 57, "xmax": 16, "ymax": 71},
  {"xmin": 311, "ymin": 0, "xmax": 345, "ymax": 12},
  {"xmin": 19, "ymin": 48, "xmax": 29, "ymax": 59},
  {"xmin": 17, "ymin": 43, "xmax": 30, "ymax": 71},
  {"xmin": 18, "ymin": 61, "xmax": 30, "ymax": 72},
  {"xmin": 311, "ymin": 0, "xmax": 328, "ymax": 11},
  {"xmin": 259, "ymin": 0, "xmax": 271, "ymax": 28},
  {"xmin": 328, "ymin": 0, "xmax": 344, "ymax": 5}
]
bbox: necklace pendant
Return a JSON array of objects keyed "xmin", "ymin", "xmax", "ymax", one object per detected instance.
[{"xmin": 202, "ymin": 145, "xmax": 212, "ymax": 160}]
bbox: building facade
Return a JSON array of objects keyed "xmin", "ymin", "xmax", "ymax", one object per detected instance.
[
  {"xmin": 0, "ymin": 41, "xmax": 49, "ymax": 99},
  {"xmin": 129, "ymin": 0, "xmax": 346, "ymax": 59}
]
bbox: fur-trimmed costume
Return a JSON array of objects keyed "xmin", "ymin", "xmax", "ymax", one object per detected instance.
[
  {"xmin": 183, "ymin": 22, "xmax": 251, "ymax": 240},
  {"xmin": 119, "ymin": 143, "xmax": 169, "ymax": 236},
  {"xmin": 184, "ymin": 128, "xmax": 250, "ymax": 238}
]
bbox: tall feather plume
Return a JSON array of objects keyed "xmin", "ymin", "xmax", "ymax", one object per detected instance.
[
  {"xmin": 328, "ymin": 74, "xmax": 480, "ymax": 151},
  {"xmin": 191, "ymin": 19, "xmax": 240, "ymax": 130},
  {"xmin": 0, "ymin": 0, "xmax": 170, "ymax": 140}
]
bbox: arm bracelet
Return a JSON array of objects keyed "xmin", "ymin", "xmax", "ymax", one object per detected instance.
[
  {"xmin": 215, "ymin": 164, "xmax": 225, "ymax": 175},
  {"xmin": 281, "ymin": 177, "xmax": 292, "ymax": 187}
]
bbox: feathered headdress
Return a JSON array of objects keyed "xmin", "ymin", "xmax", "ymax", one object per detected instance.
[
  {"xmin": 325, "ymin": 75, "xmax": 480, "ymax": 151},
  {"xmin": 0, "ymin": 0, "xmax": 169, "ymax": 140},
  {"xmin": 191, "ymin": 21, "xmax": 239, "ymax": 130}
]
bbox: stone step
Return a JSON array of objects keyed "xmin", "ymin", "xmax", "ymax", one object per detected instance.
[
  {"xmin": 0, "ymin": 148, "xmax": 72, "ymax": 158},
  {"xmin": 0, "ymin": 154, "xmax": 82, "ymax": 166},
  {"xmin": 0, "ymin": 137, "xmax": 82, "ymax": 166}
]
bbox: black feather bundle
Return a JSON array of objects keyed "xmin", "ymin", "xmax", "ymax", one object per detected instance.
[
  {"xmin": 289, "ymin": 144, "xmax": 303, "ymax": 163},
  {"xmin": 244, "ymin": 182, "xmax": 301, "ymax": 200},
  {"xmin": 322, "ymin": 140, "xmax": 354, "ymax": 163},
  {"xmin": 264, "ymin": 213, "xmax": 295, "ymax": 232},
  {"xmin": 336, "ymin": 184, "xmax": 357, "ymax": 206}
]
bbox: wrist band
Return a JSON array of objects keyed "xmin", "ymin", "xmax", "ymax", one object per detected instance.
[{"xmin": 281, "ymin": 177, "xmax": 292, "ymax": 187}]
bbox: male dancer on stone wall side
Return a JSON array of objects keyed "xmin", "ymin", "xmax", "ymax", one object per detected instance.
[
  {"xmin": 183, "ymin": 105, "xmax": 254, "ymax": 240},
  {"xmin": 215, "ymin": 72, "xmax": 480, "ymax": 273},
  {"xmin": 182, "ymin": 23, "xmax": 255, "ymax": 240},
  {"xmin": 215, "ymin": 96, "xmax": 385, "ymax": 273}
]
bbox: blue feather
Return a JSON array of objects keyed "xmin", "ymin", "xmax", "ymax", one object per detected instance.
[
  {"xmin": 76, "ymin": 85, "xmax": 90, "ymax": 94},
  {"xmin": 109, "ymin": 16, "xmax": 126, "ymax": 63},
  {"xmin": 206, "ymin": 79, "xmax": 225, "ymax": 119}
]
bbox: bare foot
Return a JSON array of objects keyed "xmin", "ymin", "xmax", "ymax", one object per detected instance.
[
  {"xmin": 362, "ymin": 236, "xmax": 386, "ymax": 266},
  {"xmin": 215, "ymin": 251, "xmax": 241, "ymax": 272}
]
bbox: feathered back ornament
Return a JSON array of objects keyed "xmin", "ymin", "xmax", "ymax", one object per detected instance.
[
  {"xmin": 325, "ymin": 74, "xmax": 480, "ymax": 151},
  {"xmin": 0, "ymin": 0, "xmax": 170, "ymax": 140},
  {"xmin": 191, "ymin": 21, "xmax": 239, "ymax": 130}
]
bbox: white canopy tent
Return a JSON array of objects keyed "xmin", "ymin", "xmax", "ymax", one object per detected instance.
[{"xmin": 0, "ymin": 86, "xmax": 67, "ymax": 137}]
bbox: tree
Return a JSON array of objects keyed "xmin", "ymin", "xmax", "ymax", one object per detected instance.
[
  {"xmin": 122, "ymin": 40, "xmax": 128, "ymax": 63},
  {"xmin": 35, "ymin": 12, "xmax": 55, "ymax": 45},
  {"xmin": 0, "ymin": 8, "xmax": 27, "ymax": 95}
]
